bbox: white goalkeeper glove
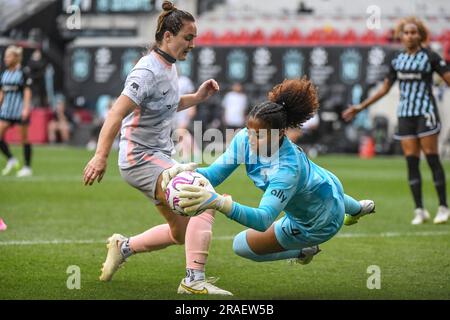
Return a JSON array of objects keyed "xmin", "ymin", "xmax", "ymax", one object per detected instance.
[
  {"xmin": 178, "ymin": 185, "xmax": 233, "ymax": 215},
  {"xmin": 161, "ymin": 162, "xmax": 198, "ymax": 191}
]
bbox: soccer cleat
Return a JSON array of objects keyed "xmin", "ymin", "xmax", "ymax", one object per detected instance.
[
  {"xmin": 411, "ymin": 208, "xmax": 430, "ymax": 225},
  {"xmin": 177, "ymin": 277, "xmax": 233, "ymax": 296},
  {"xmin": 16, "ymin": 166, "xmax": 32, "ymax": 178},
  {"xmin": 344, "ymin": 200, "xmax": 376, "ymax": 226},
  {"xmin": 289, "ymin": 245, "xmax": 321, "ymax": 265},
  {"xmin": 0, "ymin": 218, "xmax": 7, "ymax": 231},
  {"xmin": 99, "ymin": 233, "xmax": 127, "ymax": 281},
  {"xmin": 433, "ymin": 206, "xmax": 449, "ymax": 224},
  {"xmin": 2, "ymin": 158, "xmax": 19, "ymax": 176}
]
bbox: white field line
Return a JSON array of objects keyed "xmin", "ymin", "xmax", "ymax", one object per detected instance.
[{"xmin": 0, "ymin": 231, "xmax": 449, "ymax": 246}]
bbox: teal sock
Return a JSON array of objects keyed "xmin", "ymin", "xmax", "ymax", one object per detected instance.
[
  {"xmin": 233, "ymin": 231, "xmax": 301, "ymax": 262},
  {"xmin": 344, "ymin": 194, "xmax": 362, "ymax": 216}
]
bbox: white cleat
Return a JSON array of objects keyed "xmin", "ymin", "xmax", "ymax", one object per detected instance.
[
  {"xmin": 2, "ymin": 158, "xmax": 19, "ymax": 176},
  {"xmin": 411, "ymin": 208, "xmax": 430, "ymax": 225},
  {"xmin": 433, "ymin": 206, "xmax": 449, "ymax": 224},
  {"xmin": 177, "ymin": 277, "xmax": 233, "ymax": 296},
  {"xmin": 289, "ymin": 245, "xmax": 321, "ymax": 265},
  {"xmin": 99, "ymin": 233, "xmax": 127, "ymax": 281},
  {"xmin": 344, "ymin": 200, "xmax": 376, "ymax": 226},
  {"xmin": 16, "ymin": 166, "xmax": 32, "ymax": 178}
]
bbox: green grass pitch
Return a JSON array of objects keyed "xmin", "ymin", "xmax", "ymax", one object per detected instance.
[{"xmin": 0, "ymin": 146, "xmax": 449, "ymax": 300}]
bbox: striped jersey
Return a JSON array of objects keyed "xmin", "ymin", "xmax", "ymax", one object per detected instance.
[
  {"xmin": 387, "ymin": 47, "xmax": 449, "ymax": 118},
  {"xmin": 118, "ymin": 51, "xmax": 179, "ymax": 169},
  {"xmin": 0, "ymin": 67, "xmax": 32, "ymax": 120}
]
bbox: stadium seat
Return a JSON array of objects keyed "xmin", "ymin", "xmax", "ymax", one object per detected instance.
[
  {"xmin": 250, "ymin": 28, "xmax": 266, "ymax": 45},
  {"xmin": 268, "ymin": 29, "xmax": 286, "ymax": 45},
  {"xmin": 342, "ymin": 29, "xmax": 358, "ymax": 45},
  {"xmin": 196, "ymin": 30, "xmax": 217, "ymax": 45},
  {"xmin": 286, "ymin": 28, "xmax": 303, "ymax": 45}
]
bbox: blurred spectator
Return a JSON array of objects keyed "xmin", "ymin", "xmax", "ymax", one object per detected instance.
[
  {"xmin": 173, "ymin": 71, "xmax": 200, "ymax": 162},
  {"xmin": 26, "ymin": 49, "xmax": 48, "ymax": 107},
  {"xmin": 286, "ymin": 113, "xmax": 320, "ymax": 157},
  {"xmin": 221, "ymin": 83, "xmax": 248, "ymax": 132},
  {"xmin": 47, "ymin": 94, "xmax": 74, "ymax": 144},
  {"xmin": 86, "ymin": 95, "xmax": 115, "ymax": 151}
]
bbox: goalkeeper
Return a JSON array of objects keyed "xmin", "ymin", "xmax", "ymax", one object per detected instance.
[{"xmin": 163, "ymin": 78, "xmax": 375, "ymax": 264}]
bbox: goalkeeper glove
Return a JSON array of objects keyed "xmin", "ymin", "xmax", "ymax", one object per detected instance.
[
  {"xmin": 161, "ymin": 162, "xmax": 198, "ymax": 191},
  {"xmin": 178, "ymin": 184, "xmax": 233, "ymax": 215}
]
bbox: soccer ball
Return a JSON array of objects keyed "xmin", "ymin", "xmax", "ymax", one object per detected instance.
[{"xmin": 165, "ymin": 171, "xmax": 213, "ymax": 217}]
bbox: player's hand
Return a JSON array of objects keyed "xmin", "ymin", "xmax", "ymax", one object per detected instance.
[
  {"xmin": 178, "ymin": 185, "xmax": 233, "ymax": 215},
  {"xmin": 195, "ymin": 79, "xmax": 219, "ymax": 102},
  {"xmin": 83, "ymin": 155, "xmax": 107, "ymax": 186},
  {"xmin": 160, "ymin": 162, "xmax": 198, "ymax": 191},
  {"xmin": 342, "ymin": 105, "xmax": 362, "ymax": 122}
]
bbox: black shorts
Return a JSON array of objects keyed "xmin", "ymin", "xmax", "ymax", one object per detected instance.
[
  {"xmin": 394, "ymin": 115, "xmax": 441, "ymax": 140},
  {"xmin": 0, "ymin": 117, "xmax": 30, "ymax": 126}
]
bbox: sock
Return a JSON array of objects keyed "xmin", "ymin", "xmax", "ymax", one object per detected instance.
[
  {"xmin": 425, "ymin": 154, "xmax": 447, "ymax": 207},
  {"xmin": 185, "ymin": 212, "xmax": 214, "ymax": 271},
  {"xmin": 406, "ymin": 156, "xmax": 423, "ymax": 209},
  {"xmin": 0, "ymin": 140, "xmax": 13, "ymax": 159},
  {"xmin": 120, "ymin": 238, "xmax": 134, "ymax": 259},
  {"xmin": 24, "ymin": 144, "xmax": 32, "ymax": 167},
  {"xmin": 128, "ymin": 224, "xmax": 178, "ymax": 254},
  {"xmin": 344, "ymin": 194, "xmax": 362, "ymax": 216},
  {"xmin": 232, "ymin": 230, "xmax": 301, "ymax": 262},
  {"xmin": 185, "ymin": 268, "xmax": 205, "ymax": 284}
]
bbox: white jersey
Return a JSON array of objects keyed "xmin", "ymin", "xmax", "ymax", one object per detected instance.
[{"xmin": 119, "ymin": 52, "xmax": 179, "ymax": 169}]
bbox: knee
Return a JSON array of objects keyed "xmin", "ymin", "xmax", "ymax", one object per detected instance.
[
  {"xmin": 169, "ymin": 228, "xmax": 185, "ymax": 245},
  {"xmin": 232, "ymin": 231, "xmax": 261, "ymax": 262}
]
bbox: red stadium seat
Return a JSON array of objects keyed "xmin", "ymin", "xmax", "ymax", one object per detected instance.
[
  {"xmin": 196, "ymin": 30, "xmax": 216, "ymax": 45},
  {"xmin": 342, "ymin": 29, "xmax": 358, "ymax": 45},
  {"xmin": 250, "ymin": 28, "xmax": 266, "ymax": 45},
  {"xmin": 217, "ymin": 30, "xmax": 237, "ymax": 45},
  {"xmin": 4, "ymin": 107, "xmax": 53, "ymax": 144},
  {"xmin": 286, "ymin": 29, "xmax": 303, "ymax": 45},
  {"xmin": 360, "ymin": 30, "xmax": 378, "ymax": 44},
  {"xmin": 268, "ymin": 29, "xmax": 286, "ymax": 45}
]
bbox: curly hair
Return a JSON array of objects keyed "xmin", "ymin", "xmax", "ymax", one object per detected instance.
[
  {"xmin": 394, "ymin": 16, "xmax": 429, "ymax": 45},
  {"xmin": 249, "ymin": 77, "xmax": 319, "ymax": 129},
  {"xmin": 154, "ymin": 1, "xmax": 195, "ymax": 45}
]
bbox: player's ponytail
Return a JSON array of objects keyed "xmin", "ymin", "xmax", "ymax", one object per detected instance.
[
  {"xmin": 154, "ymin": 1, "xmax": 195, "ymax": 46},
  {"xmin": 249, "ymin": 77, "xmax": 319, "ymax": 129}
]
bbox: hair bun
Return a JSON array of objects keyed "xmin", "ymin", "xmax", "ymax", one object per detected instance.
[{"xmin": 162, "ymin": 1, "xmax": 175, "ymax": 11}]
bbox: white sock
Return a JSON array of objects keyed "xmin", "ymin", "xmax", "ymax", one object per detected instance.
[{"xmin": 185, "ymin": 269, "xmax": 205, "ymax": 284}]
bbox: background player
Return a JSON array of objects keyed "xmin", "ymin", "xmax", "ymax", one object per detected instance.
[
  {"xmin": 342, "ymin": 17, "xmax": 450, "ymax": 225},
  {"xmin": 0, "ymin": 45, "xmax": 33, "ymax": 178}
]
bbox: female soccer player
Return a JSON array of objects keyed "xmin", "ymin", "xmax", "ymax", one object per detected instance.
[
  {"xmin": 0, "ymin": 45, "xmax": 33, "ymax": 177},
  {"xmin": 83, "ymin": 1, "xmax": 231, "ymax": 295},
  {"xmin": 166, "ymin": 77, "xmax": 375, "ymax": 265},
  {"xmin": 342, "ymin": 17, "xmax": 450, "ymax": 225}
]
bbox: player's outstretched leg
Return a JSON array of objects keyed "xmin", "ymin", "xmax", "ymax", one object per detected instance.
[
  {"xmin": 344, "ymin": 200, "xmax": 376, "ymax": 226},
  {"xmin": 99, "ymin": 234, "xmax": 128, "ymax": 281}
]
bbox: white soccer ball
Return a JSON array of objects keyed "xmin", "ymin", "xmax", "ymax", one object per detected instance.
[{"xmin": 165, "ymin": 171, "xmax": 213, "ymax": 217}]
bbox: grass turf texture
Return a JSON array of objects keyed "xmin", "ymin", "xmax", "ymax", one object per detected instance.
[{"xmin": 0, "ymin": 146, "xmax": 449, "ymax": 300}]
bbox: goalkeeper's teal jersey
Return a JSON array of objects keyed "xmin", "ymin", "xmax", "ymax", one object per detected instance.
[{"xmin": 197, "ymin": 128, "xmax": 344, "ymax": 235}]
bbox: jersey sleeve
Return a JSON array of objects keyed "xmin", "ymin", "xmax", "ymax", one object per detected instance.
[
  {"xmin": 429, "ymin": 50, "xmax": 450, "ymax": 76},
  {"xmin": 121, "ymin": 68, "xmax": 156, "ymax": 106},
  {"xmin": 196, "ymin": 130, "xmax": 246, "ymax": 187},
  {"xmin": 386, "ymin": 57, "xmax": 397, "ymax": 84},
  {"xmin": 227, "ymin": 166, "xmax": 298, "ymax": 232}
]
